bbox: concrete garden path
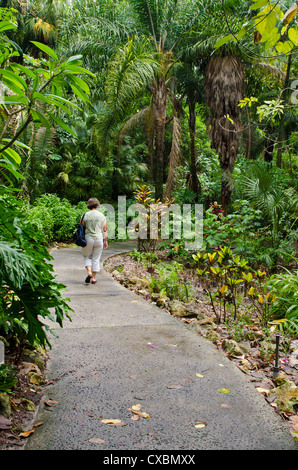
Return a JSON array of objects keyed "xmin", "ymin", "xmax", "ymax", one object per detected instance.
[{"xmin": 25, "ymin": 242, "xmax": 297, "ymax": 452}]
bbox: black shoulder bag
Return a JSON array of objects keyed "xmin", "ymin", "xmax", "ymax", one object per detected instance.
[{"xmin": 74, "ymin": 213, "xmax": 87, "ymax": 247}]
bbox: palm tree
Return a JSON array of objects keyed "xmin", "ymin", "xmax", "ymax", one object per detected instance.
[
  {"xmin": 205, "ymin": 52, "xmax": 245, "ymax": 215},
  {"xmin": 92, "ymin": 0, "xmax": 206, "ymax": 200},
  {"xmin": 180, "ymin": 0, "xmax": 248, "ymax": 214},
  {"xmin": 175, "ymin": 60, "xmax": 206, "ymax": 201}
]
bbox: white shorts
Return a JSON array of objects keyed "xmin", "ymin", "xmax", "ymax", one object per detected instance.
[{"xmin": 82, "ymin": 237, "xmax": 103, "ymax": 272}]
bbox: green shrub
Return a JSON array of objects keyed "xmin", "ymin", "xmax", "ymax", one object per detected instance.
[
  {"xmin": 149, "ymin": 261, "xmax": 192, "ymax": 301},
  {"xmin": 0, "ymin": 195, "xmax": 72, "ymax": 351},
  {"xmin": 25, "ymin": 194, "xmax": 85, "ymax": 243},
  {"xmin": 266, "ymin": 268, "xmax": 298, "ymax": 322},
  {"xmin": 0, "ymin": 364, "xmax": 17, "ymax": 393}
]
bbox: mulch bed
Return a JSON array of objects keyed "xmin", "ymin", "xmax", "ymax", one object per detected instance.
[{"xmin": 0, "ymin": 347, "xmax": 48, "ymax": 450}]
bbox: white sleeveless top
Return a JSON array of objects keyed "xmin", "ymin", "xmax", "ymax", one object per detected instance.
[{"xmin": 84, "ymin": 210, "xmax": 106, "ymax": 239}]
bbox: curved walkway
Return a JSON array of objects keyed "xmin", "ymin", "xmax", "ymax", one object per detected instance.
[{"xmin": 26, "ymin": 242, "xmax": 297, "ymax": 451}]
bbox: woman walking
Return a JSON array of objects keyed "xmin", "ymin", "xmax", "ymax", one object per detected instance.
[{"xmin": 82, "ymin": 198, "xmax": 108, "ymax": 284}]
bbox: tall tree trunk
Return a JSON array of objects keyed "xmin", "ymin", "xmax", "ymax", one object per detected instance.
[
  {"xmin": 163, "ymin": 115, "xmax": 181, "ymax": 200},
  {"xmin": 152, "ymin": 77, "xmax": 167, "ymax": 200},
  {"xmin": 188, "ymin": 99, "xmax": 201, "ymax": 200},
  {"xmin": 205, "ymin": 54, "xmax": 244, "ymax": 215}
]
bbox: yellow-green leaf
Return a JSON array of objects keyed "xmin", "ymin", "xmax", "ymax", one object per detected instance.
[
  {"xmin": 282, "ymin": 5, "xmax": 298, "ymax": 25},
  {"xmin": 217, "ymin": 388, "xmax": 230, "ymax": 394},
  {"xmin": 288, "ymin": 27, "xmax": 298, "ymax": 46},
  {"xmin": 214, "ymin": 34, "xmax": 232, "ymax": 49}
]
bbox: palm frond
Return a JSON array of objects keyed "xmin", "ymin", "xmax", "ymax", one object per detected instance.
[
  {"xmin": 106, "ymin": 37, "xmax": 158, "ymax": 109},
  {"xmin": 94, "ymin": 38, "xmax": 159, "ymax": 155},
  {"xmin": 129, "ymin": 0, "xmax": 163, "ymax": 42},
  {"xmin": 117, "ymin": 106, "xmax": 152, "ymax": 159}
]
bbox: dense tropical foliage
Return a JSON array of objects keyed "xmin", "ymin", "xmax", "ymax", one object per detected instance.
[{"xmin": 0, "ymin": 0, "xmax": 297, "ymax": 362}]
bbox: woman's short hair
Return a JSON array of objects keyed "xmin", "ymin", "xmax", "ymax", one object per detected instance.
[{"xmin": 87, "ymin": 198, "xmax": 100, "ymax": 209}]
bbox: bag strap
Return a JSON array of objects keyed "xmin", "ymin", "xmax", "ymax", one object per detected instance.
[{"xmin": 80, "ymin": 213, "xmax": 86, "ymax": 223}]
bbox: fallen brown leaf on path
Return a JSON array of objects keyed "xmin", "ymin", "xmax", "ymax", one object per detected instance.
[
  {"xmin": 256, "ymin": 387, "xmax": 270, "ymax": 394},
  {"xmin": 166, "ymin": 384, "xmax": 184, "ymax": 389},
  {"xmin": 131, "ymin": 414, "xmax": 140, "ymax": 421},
  {"xmin": 88, "ymin": 438, "xmax": 105, "ymax": 444},
  {"xmin": 131, "ymin": 404, "xmax": 142, "ymax": 411},
  {"xmin": 129, "ymin": 404, "xmax": 150, "ymax": 419},
  {"xmin": 19, "ymin": 430, "xmax": 34, "ymax": 438},
  {"xmin": 129, "ymin": 409, "xmax": 150, "ymax": 418},
  {"xmin": 194, "ymin": 421, "xmax": 207, "ymax": 429},
  {"xmin": 44, "ymin": 400, "xmax": 58, "ymax": 407},
  {"xmin": 19, "ymin": 362, "xmax": 41, "ymax": 376},
  {"xmin": 101, "ymin": 419, "xmax": 126, "ymax": 426}
]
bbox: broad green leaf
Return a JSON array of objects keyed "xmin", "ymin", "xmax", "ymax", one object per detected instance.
[
  {"xmin": 46, "ymin": 111, "xmax": 77, "ymax": 138},
  {"xmin": 0, "ymin": 147, "xmax": 21, "ymax": 164},
  {"xmin": 288, "ymin": 27, "xmax": 298, "ymax": 46},
  {"xmin": 11, "ymin": 63, "xmax": 36, "ymax": 80},
  {"xmin": 0, "ymin": 95, "xmax": 28, "ymax": 106},
  {"xmin": 65, "ymin": 55, "xmax": 83, "ymax": 64},
  {"xmin": 214, "ymin": 34, "xmax": 232, "ymax": 49},
  {"xmin": 256, "ymin": 7, "xmax": 278, "ymax": 35},
  {"xmin": 32, "ymin": 91, "xmax": 56, "ymax": 105},
  {"xmin": 1, "ymin": 139, "xmax": 31, "ymax": 151},
  {"xmin": 69, "ymin": 82, "xmax": 91, "ymax": 103},
  {"xmin": 0, "ymin": 21, "xmax": 17, "ymax": 33},
  {"xmin": 0, "ymin": 162, "xmax": 24, "ymax": 180},
  {"xmin": 31, "ymin": 41, "xmax": 59, "ymax": 61},
  {"xmin": 249, "ymin": 0, "xmax": 269, "ymax": 10},
  {"xmin": 32, "ymin": 92, "xmax": 71, "ymax": 114},
  {"xmin": 0, "ymin": 77, "xmax": 24, "ymax": 95},
  {"xmin": 264, "ymin": 31, "xmax": 281, "ymax": 49},
  {"xmin": 44, "ymin": 94, "xmax": 81, "ymax": 109},
  {"xmin": 0, "ymin": 69, "xmax": 27, "ymax": 90},
  {"xmin": 65, "ymin": 66, "xmax": 95, "ymax": 77},
  {"xmin": 236, "ymin": 23, "xmax": 250, "ymax": 40},
  {"xmin": 34, "ymin": 68, "xmax": 51, "ymax": 80},
  {"xmin": 30, "ymin": 110, "xmax": 52, "ymax": 129},
  {"xmin": 67, "ymin": 74, "xmax": 90, "ymax": 93},
  {"xmin": 260, "ymin": 26, "xmax": 279, "ymax": 42},
  {"xmin": 275, "ymin": 40, "xmax": 293, "ymax": 54}
]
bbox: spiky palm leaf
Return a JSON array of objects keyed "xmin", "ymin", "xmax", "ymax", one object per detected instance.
[{"xmin": 242, "ymin": 164, "xmax": 294, "ymax": 221}]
